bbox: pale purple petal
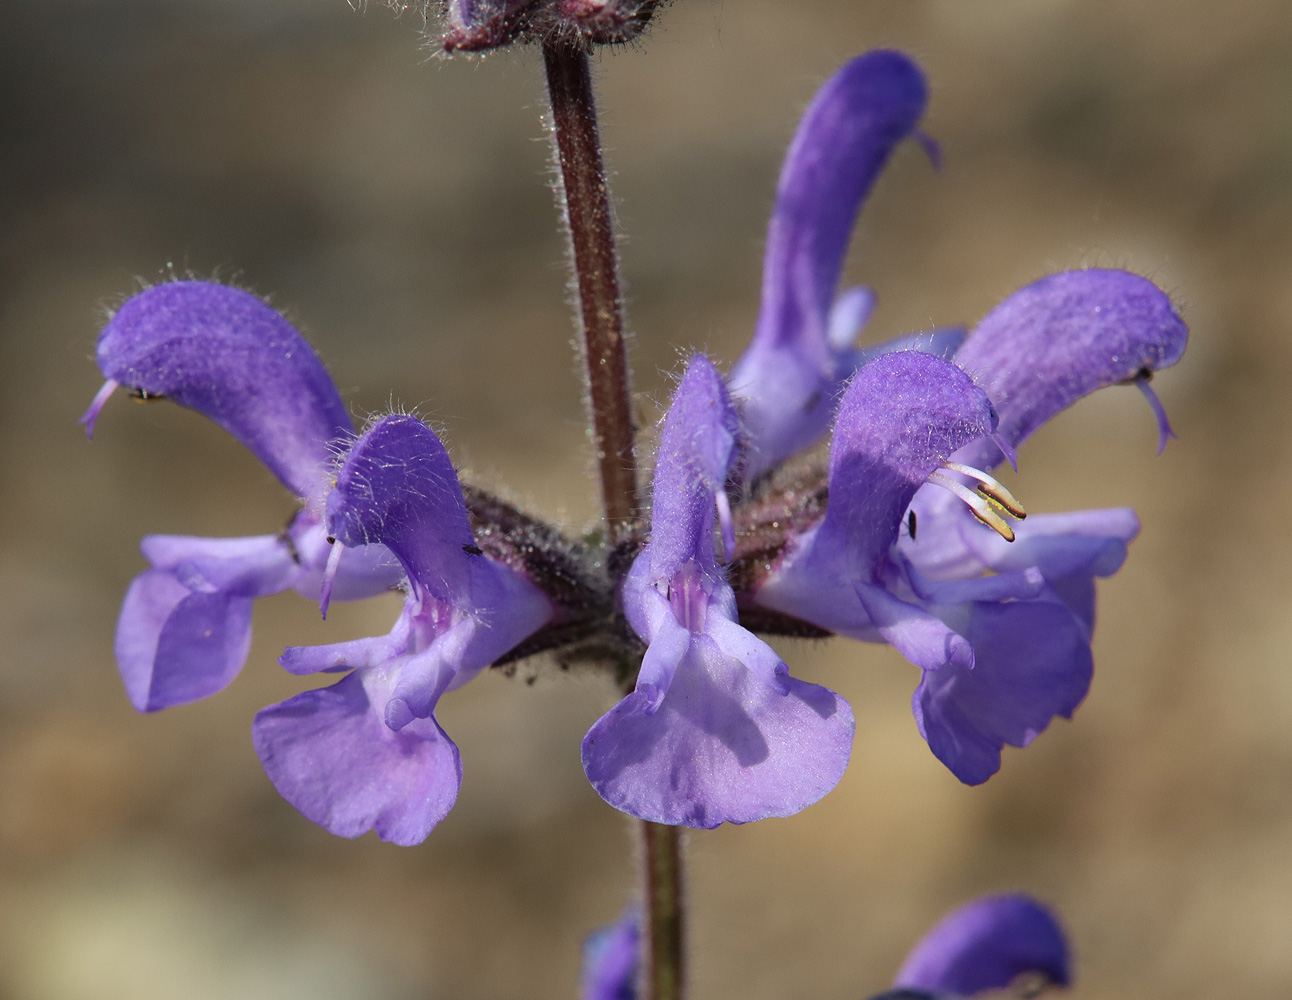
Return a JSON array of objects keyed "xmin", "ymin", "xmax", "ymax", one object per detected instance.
[
  {"xmin": 326, "ymin": 415, "xmax": 477, "ymax": 607},
  {"xmin": 93, "ymin": 281, "xmax": 353, "ymax": 496},
  {"xmin": 952, "ymin": 269, "xmax": 1188, "ymax": 470},
  {"xmin": 252, "ymin": 666, "xmax": 461, "ymax": 846},
  {"xmin": 581, "ymin": 909, "xmax": 639, "ymax": 1000},
  {"xmin": 855, "ymin": 582, "xmax": 974, "ymax": 673},
  {"xmin": 730, "ymin": 50, "xmax": 928, "ymax": 477},
  {"xmin": 913, "ymin": 600, "xmax": 1092, "ymax": 785},
  {"xmin": 581, "ymin": 635, "xmax": 854, "ymax": 828},
  {"xmin": 895, "ymin": 894, "xmax": 1070, "ymax": 995},
  {"xmin": 826, "ymin": 285, "xmax": 878, "ymax": 352},
  {"xmin": 808, "ymin": 352, "xmax": 998, "ymax": 578},
  {"xmin": 140, "ymin": 533, "xmax": 299, "ymax": 597},
  {"xmin": 116, "ymin": 569, "xmax": 252, "ymax": 712},
  {"xmin": 640, "ymin": 356, "xmax": 739, "ymax": 582}
]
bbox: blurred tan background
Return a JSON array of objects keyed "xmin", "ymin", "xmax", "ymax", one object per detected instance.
[{"xmin": 1, "ymin": 0, "xmax": 1288, "ymax": 997}]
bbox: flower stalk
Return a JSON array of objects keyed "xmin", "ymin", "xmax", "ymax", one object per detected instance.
[
  {"xmin": 542, "ymin": 39, "xmax": 684, "ymax": 1000},
  {"xmin": 542, "ymin": 40, "xmax": 639, "ymax": 539}
]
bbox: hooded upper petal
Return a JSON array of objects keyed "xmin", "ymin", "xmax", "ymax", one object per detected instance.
[
  {"xmin": 756, "ymin": 350, "xmax": 999, "ymax": 617},
  {"xmin": 91, "ymin": 281, "xmax": 352, "ymax": 496},
  {"xmin": 587, "ymin": 357, "xmax": 853, "ymax": 827},
  {"xmin": 894, "ymin": 894, "xmax": 1071, "ymax": 996},
  {"xmin": 952, "ymin": 269, "xmax": 1188, "ymax": 471},
  {"xmin": 729, "ymin": 50, "xmax": 930, "ymax": 477}
]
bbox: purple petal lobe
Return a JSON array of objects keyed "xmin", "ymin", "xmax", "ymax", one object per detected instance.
[
  {"xmin": 581, "ymin": 909, "xmax": 640, "ymax": 1000},
  {"xmin": 913, "ymin": 600, "xmax": 1092, "ymax": 785},
  {"xmin": 815, "ymin": 352, "xmax": 997, "ymax": 576},
  {"xmin": 327, "ymin": 415, "xmax": 476, "ymax": 607},
  {"xmin": 140, "ymin": 532, "xmax": 299, "ymax": 598},
  {"xmin": 94, "ymin": 281, "xmax": 352, "ymax": 496},
  {"xmin": 855, "ymin": 583, "xmax": 974, "ymax": 674},
  {"xmin": 252, "ymin": 667, "xmax": 461, "ymax": 846},
  {"xmin": 730, "ymin": 50, "xmax": 928, "ymax": 477},
  {"xmin": 116, "ymin": 569, "xmax": 253, "ymax": 712},
  {"xmin": 895, "ymin": 894, "xmax": 1071, "ymax": 995},
  {"xmin": 753, "ymin": 50, "xmax": 927, "ymax": 355},
  {"xmin": 953, "ymin": 269, "xmax": 1188, "ymax": 470},
  {"xmin": 643, "ymin": 357, "xmax": 740, "ymax": 582},
  {"xmin": 581, "ymin": 636, "xmax": 854, "ymax": 828}
]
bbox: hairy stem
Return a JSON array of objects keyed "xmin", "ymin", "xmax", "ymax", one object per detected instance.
[
  {"xmin": 542, "ymin": 42, "xmax": 684, "ymax": 1000},
  {"xmin": 543, "ymin": 41, "xmax": 639, "ymax": 540},
  {"xmin": 642, "ymin": 820, "xmax": 685, "ymax": 1000}
]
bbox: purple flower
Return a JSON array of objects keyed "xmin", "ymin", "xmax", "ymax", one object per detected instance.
[
  {"xmin": 580, "ymin": 908, "xmax": 639, "ymax": 1000},
  {"xmin": 752, "ymin": 267, "xmax": 1186, "ymax": 784},
  {"xmin": 82, "ymin": 281, "xmax": 400, "ymax": 712},
  {"xmin": 884, "ymin": 894, "xmax": 1070, "ymax": 999},
  {"xmin": 724, "ymin": 52, "xmax": 1189, "ymax": 785},
  {"xmin": 728, "ymin": 50, "xmax": 961, "ymax": 481},
  {"xmin": 581, "ymin": 356, "xmax": 854, "ymax": 828},
  {"xmin": 252, "ymin": 414, "xmax": 554, "ymax": 845}
]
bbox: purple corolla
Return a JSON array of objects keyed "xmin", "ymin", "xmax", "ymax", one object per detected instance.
[
  {"xmin": 581, "ymin": 356, "xmax": 854, "ymax": 827},
  {"xmin": 728, "ymin": 49, "xmax": 962, "ymax": 481},
  {"xmin": 580, "ymin": 908, "xmax": 639, "ymax": 1000},
  {"xmin": 82, "ymin": 281, "xmax": 400, "ymax": 712},
  {"xmin": 751, "ymin": 269, "xmax": 1186, "ymax": 784},
  {"xmin": 252, "ymin": 414, "xmax": 554, "ymax": 844},
  {"xmin": 725, "ymin": 46, "xmax": 1188, "ymax": 784},
  {"xmin": 869, "ymin": 894, "xmax": 1070, "ymax": 1000}
]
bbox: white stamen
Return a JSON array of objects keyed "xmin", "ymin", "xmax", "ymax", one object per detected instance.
[
  {"xmin": 927, "ymin": 471, "xmax": 1017, "ymax": 542},
  {"xmin": 943, "ymin": 461, "xmax": 1027, "ymax": 519},
  {"xmin": 715, "ymin": 489, "xmax": 736, "ymax": 563},
  {"xmin": 318, "ymin": 539, "xmax": 344, "ymax": 620},
  {"xmin": 79, "ymin": 379, "xmax": 119, "ymax": 439}
]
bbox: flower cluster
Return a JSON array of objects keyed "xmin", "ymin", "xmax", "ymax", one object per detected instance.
[
  {"xmin": 438, "ymin": 0, "xmax": 662, "ymax": 51},
  {"xmin": 84, "ymin": 50, "xmax": 1186, "ymax": 844},
  {"xmin": 581, "ymin": 894, "xmax": 1070, "ymax": 1000}
]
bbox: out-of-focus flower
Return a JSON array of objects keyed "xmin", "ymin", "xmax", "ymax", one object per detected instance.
[
  {"xmin": 82, "ymin": 281, "xmax": 399, "ymax": 712},
  {"xmin": 581, "ymin": 356, "xmax": 854, "ymax": 827},
  {"xmin": 253, "ymin": 414, "xmax": 554, "ymax": 844},
  {"xmin": 866, "ymin": 894, "xmax": 1069, "ymax": 999},
  {"xmin": 580, "ymin": 908, "xmax": 639, "ymax": 1000}
]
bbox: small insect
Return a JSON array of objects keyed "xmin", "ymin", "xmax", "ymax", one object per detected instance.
[
  {"xmin": 462, "ymin": 543, "xmax": 484, "ymax": 556},
  {"xmin": 907, "ymin": 509, "xmax": 917, "ymax": 541},
  {"xmin": 128, "ymin": 387, "xmax": 165, "ymax": 401}
]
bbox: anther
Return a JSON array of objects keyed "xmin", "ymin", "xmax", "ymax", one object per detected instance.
[
  {"xmin": 927, "ymin": 470, "xmax": 1018, "ymax": 542},
  {"xmin": 943, "ymin": 461, "xmax": 1027, "ymax": 519}
]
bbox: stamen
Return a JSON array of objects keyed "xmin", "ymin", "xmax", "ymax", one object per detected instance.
[
  {"xmin": 944, "ymin": 461, "xmax": 1027, "ymax": 519},
  {"xmin": 714, "ymin": 489, "xmax": 736, "ymax": 563},
  {"xmin": 318, "ymin": 539, "xmax": 344, "ymax": 620},
  {"xmin": 1133, "ymin": 373, "xmax": 1176, "ymax": 455},
  {"xmin": 992, "ymin": 432, "xmax": 1019, "ymax": 471},
  {"xmin": 78, "ymin": 379, "xmax": 119, "ymax": 439},
  {"xmin": 927, "ymin": 471, "xmax": 1016, "ymax": 542},
  {"xmin": 914, "ymin": 128, "xmax": 942, "ymax": 172}
]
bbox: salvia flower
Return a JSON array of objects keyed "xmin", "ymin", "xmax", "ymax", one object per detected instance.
[
  {"xmin": 751, "ymin": 266, "xmax": 1186, "ymax": 784},
  {"xmin": 252, "ymin": 414, "xmax": 555, "ymax": 844},
  {"xmin": 82, "ymin": 281, "xmax": 400, "ymax": 712},
  {"xmin": 869, "ymin": 894, "xmax": 1070, "ymax": 1000},
  {"xmin": 581, "ymin": 356, "xmax": 854, "ymax": 827},
  {"xmin": 728, "ymin": 49, "xmax": 962, "ymax": 481},
  {"xmin": 580, "ymin": 908, "xmax": 639, "ymax": 1000}
]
